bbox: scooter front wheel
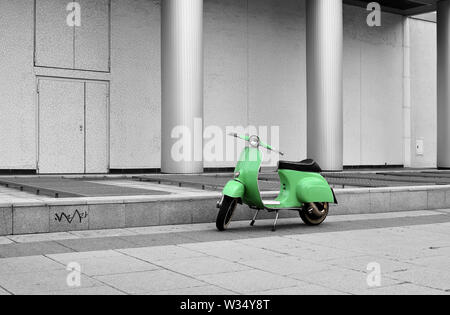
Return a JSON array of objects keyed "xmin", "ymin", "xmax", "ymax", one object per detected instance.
[
  {"xmin": 216, "ymin": 196, "xmax": 238, "ymax": 231},
  {"xmin": 300, "ymin": 202, "xmax": 329, "ymax": 226}
]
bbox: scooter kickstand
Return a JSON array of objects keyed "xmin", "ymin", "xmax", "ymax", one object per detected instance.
[
  {"xmin": 250, "ymin": 210, "xmax": 260, "ymax": 227},
  {"xmin": 272, "ymin": 211, "xmax": 280, "ymax": 232}
]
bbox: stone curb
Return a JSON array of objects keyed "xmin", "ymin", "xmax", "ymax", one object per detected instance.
[{"xmin": 1, "ymin": 185, "xmax": 449, "ymax": 236}]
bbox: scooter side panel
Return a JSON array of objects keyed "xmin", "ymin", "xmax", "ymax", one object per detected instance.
[
  {"xmin": 272, "ymin": 169, "xmax": 304, "ymax": 209},
  {"xmin": 296, "ymin": 176, "xmax": 335, "ymax": 204},
  {"xmin": 234, "ymin": 148, "xmax": 265, "ymax": 209}
]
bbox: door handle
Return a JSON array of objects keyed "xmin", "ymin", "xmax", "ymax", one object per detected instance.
[{"xmin": 80, "ymin": 125, "xmax": 84, "ymax": 132}]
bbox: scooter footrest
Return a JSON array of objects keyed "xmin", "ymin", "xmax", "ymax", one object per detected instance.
[{"xmin": 263, "ymin": 200, "xmax": 281, "ymax": 206}]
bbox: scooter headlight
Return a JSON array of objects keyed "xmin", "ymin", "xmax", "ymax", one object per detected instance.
[{"xmin": 249, "ymin": 136, "xmax": 260, "ymax": 148}]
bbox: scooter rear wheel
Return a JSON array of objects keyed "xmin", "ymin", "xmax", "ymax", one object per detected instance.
[
  {"xmin": 216, "ymin": 196, "xmax": 238, "ymax": 231},
  {"xmin": 300, "ymin": 202, "xmax": 329, "ymax": 226}
]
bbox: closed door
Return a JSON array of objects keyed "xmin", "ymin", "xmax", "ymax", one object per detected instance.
[
  {"xmin": 85, "ymin": 82, "xmax": 109, "ymax": 173},
  {"xmin": 38, "ymin": 78, "xmax": 109, "ymax": 174}
]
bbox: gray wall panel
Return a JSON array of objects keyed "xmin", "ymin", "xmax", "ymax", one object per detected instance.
[
  {"xmin": 410, "ymin": 18, "xmax": 437, "ymax": 168},
  {"xmin": 109, "ymin": 0, "xmax": 161, "ymax": 169},
  {"xmin": 75, "ymin": 0, "xmax": 110, "ymax": 72},
  {"xmin": 35, "ymin": 0, "xmax": 74, "ymax": 69},
  {"xmin": 0, "ymin": 0, "xmax": 36, "ymax": 169}
]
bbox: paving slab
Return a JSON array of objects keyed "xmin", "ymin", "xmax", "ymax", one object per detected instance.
[
  {"xmin": 179, "ymin": 229, "xmax": 254, "ymax": 243},
  {"xmin": 94, "ymin": 269, "xmax": 205, "ymax": 295},
  {"xmin": 0, "ymin": 241, "xmax": 73, "ymax": 258},
  {"xmin": 235, "ymin": 235, "xmax": 310, "ymax": 251},
  {"xmin": 8, "ymin": 232, "xmax": 79, "ymax": 244},
  {"xmin": 0, "ymin": 256, "xmax": 64, "ymax": 275},
  {"xmin": 324, "ymin": 255, "xmax": 421, "ymax": 274},
  {"xmin": 0, "ymin": 269, "xmax": 102, "ymax": 295},
  {"xmin": 239, "ymin": 257, "xmax": 333, "ymax": 276},
  {"xmin": 386, "ymin": 267, "xmax": 450, "ymax": 291},
  {"xmin": 290, "ymin": 267, "xmax": 403, "ymax": 295},
  {"xmin": 69, "ymin": 228, "xmax": 138, "ymax": 239},
  {"xmin": 41, "ymin": 285, "xmax": 126, "ymax": 295},
  {"xmin": 408, "ymin": 255, "xmax": 450, "ymax": 272},
  {"xmin": 46, "ymin": 249, "xmax": 123, "ymax": 261},
  {"xmin": 125, "ymin": 223, "xmax": 216, "ymax": 235},
  {"xmin": 155, "ymin": 256, "xmax": 251, "ymax": 277},
  {"xmin": 180, "ymin": 241, "xmax": 285, "ymax": 262},
  {"xmin": 276, "ymin": 243, "xmax": 365, "ymax": 261},
  {"xmin": 0, "ymin": 287, "xmax": 11, "ymax": 295},
  {"xmin": 366, "ymin": 283, "xmax": 448, "ymax": 295},
  {"xmin": 154, "ymin": 285, "xmax": 236, "ymax": 296},
  {"xmin": 407, "ymin": 222, "xmax": 450, "ymax": 236},
  {"xmin": 48, "ymin": 252, "xmax": 159, "ymax": 277},
  {"xmin": 119, "ymin": 233, "xmax": 195, "ymax": 248},
  {"xmin": 0, "ymin": 237, "xmax": 13, "ymax": 245},
  {"xmin": 118, "ymin": 245, "xmax": 206, "ymax": 262},
  {"xmin": 198, "ymin": 270, "xmax": 299, "ymax": 294},
  {"xmin": 252, "ymin": 282, "xmax": 348, "ymax": 295},
  {"xmin": 55, "ymin": 237, "xmax": 137, "ymax": 253},
  {"xmin": 327, "ymin": 210, "xmax": 443, "ymax": 222}
]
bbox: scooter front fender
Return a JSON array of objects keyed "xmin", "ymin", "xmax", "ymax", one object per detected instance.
[
  {"xmin": 223, "ymin": 180, "xmax": 245, "ymax": 200},
  {"xmin": 296, "ymin": 177, "xmax": 335, "ymax": 204}
]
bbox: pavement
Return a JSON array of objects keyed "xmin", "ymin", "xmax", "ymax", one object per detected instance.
[
  {"xmin": 0, "ymin": 180, "xmax": 215, "ymax": 205},
  {"xmin": 0, "ymin": 209, "xmax": 449, "ymax": 295}
]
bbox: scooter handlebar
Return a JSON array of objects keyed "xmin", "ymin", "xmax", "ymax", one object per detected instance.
[
  {"xmin": 260, "ymin": 141, "xmax": 285, "ymax": 156},
  {"xmin": 227, "ymin": 133, "xmax": 250, "ymax": 141},
  {"xmin": 228, "ymin": 133, "xmax": 285, "ymax": 156}
]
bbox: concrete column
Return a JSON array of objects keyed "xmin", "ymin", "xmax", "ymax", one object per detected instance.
[
  {"xmin": 438, "ymin": 0, "xmax": 450, "ymax": 168},
  {"xmin": 306, "ymin": 0, "xmax": 343, "ymax": 171},
  {"xmin": 161, "ymin": 0, "xmax": 204, "ymax": 174}
]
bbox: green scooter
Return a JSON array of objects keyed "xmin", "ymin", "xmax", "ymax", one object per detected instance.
[{"xmin": 216, "ymin": 133, "xmax": 338, "ymax": 232}]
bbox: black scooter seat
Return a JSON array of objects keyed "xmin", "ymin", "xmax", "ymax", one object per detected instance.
[{"xmin": 278, "ymin": 159, "xmax": 322, "ymax": 173}]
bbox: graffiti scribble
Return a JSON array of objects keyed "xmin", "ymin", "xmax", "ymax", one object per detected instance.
[{"xmin": 55, "ymin": 209, "xmax": 88, "ymax": 224}]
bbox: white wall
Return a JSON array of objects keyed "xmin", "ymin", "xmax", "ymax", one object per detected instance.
[
  {"xmin": 0, "ymin": 0, "xmax": 162, "ymax": 171},
  {"xmin": 343, "ymin": 5, "xmax": 404, "ymax": 166},
  {"xmin": 204, "ymin": 0, "xmax": 306, "ymax": 168},
  {"xmin": 109, "ymin": 0, "xmax": 161, "ymax": 169},
  {"xmin": 0, "ymin": 0, "xmax": 438, "ymax": 172},
  {"xmin": 409, "ymin": 17, "xmax": 437, "ymax": 168},
  {"xmin": 205, "ymin": 1, "xmax": 406, "ymax": 167},
  {"xmin": 0, "ymin": 1, "xmax": 36, "ymax": 169}
]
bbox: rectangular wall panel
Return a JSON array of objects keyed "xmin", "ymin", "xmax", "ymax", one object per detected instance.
[
  {"xmin": 109, "ymin": 0, "xmax": 161, "ymax": 169},
  {"xmin": 248, "ymin": 0, "xmax": 306, "ymax": 166},
  {"xmin": 0, "ymin": 0, "xmax": 36, "ymax": 169},
  {"xmin": 75, "ymin": 0, "xmax": 110, "ymax": 71},
  {"xmin": 35, "ymin": 0, "xmax": 74, "ymax": 69},
  {"xmin": 410, "ymin": 18, "xmax": 437, "ymax": 168}
]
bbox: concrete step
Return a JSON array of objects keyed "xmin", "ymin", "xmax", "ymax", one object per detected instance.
[{"xmin": 1, "ymin": 185, "xmax": 449, "ymax": 236}]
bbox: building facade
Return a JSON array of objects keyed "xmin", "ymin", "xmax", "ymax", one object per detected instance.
[{"xmin": 0, "ymin": 0, "xmax": 440, "ymax": 174}]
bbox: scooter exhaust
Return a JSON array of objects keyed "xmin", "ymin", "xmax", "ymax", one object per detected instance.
[{"xmin": 307, "ymin": 202, "xmax": 327, "ymax": 217}]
